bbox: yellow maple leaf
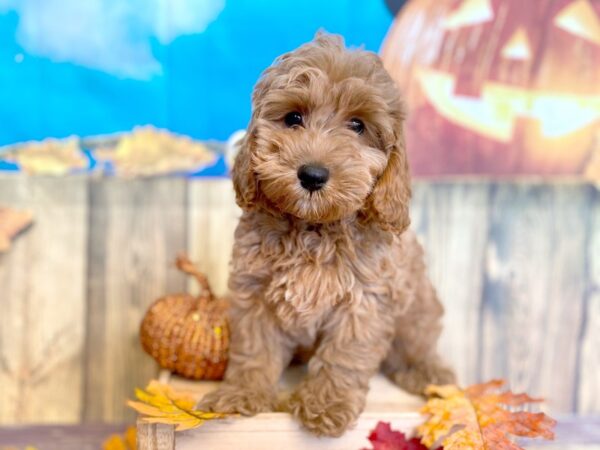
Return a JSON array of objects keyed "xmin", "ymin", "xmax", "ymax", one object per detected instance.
[
  {"xmin": 127, "ymin": 380, "xmax": 231, "ymax": 431},
  {"xmin": 418, "ymin": 380, "xmax": 556, "ymax": 450}
]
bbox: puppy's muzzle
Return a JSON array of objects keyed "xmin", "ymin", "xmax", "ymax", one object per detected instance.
[{"xmin": 298, "ymin": 164, "xmax": 329, "ymax": 192}]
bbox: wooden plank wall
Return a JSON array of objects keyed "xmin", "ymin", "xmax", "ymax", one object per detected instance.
[
  {"xmin": 578, "ymin": 187, "xmax": 600, "ymax": 414},
  {"xmin": 480, "ymin": 185, "xmax": 590, "ymax": 412},
  {"xmin": 411, "ymin": 182, "xmax": 491, "ymax": 387},
  {"xmin": 188, "ymin": 180, "xmax": 240, "ymax": 297},
  {"xmin": 83, "ymin": 179, "xmax": 188, "ymax": 422},
  {"xmin": 0, "ymin": 175, "xmax": 598, "ymax": 423},
  {"xmin": 0, "ymin": 175, "xmax": 88, "ymax": 423}
]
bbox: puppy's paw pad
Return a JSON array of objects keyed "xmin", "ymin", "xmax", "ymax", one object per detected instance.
[{"xmin": 197, "ymin": 384, "xmax": 276, "ymax": 416}]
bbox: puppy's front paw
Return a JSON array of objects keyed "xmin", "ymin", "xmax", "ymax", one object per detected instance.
[
  {"xmin": 284, "ymin": 380, "xmax": 364, "ymax": 437},
  {"xmin": 393, "ymin": 360, "xmax": 456, "ymax": 395},
  {"xmin": 197, "ymin": 383, "xmax": 276, "ymax": 416}
]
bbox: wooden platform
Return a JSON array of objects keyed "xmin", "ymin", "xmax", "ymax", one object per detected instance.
[{"xmin": 137, "ymin": 367, "xmax": 424, "ymax": 450}]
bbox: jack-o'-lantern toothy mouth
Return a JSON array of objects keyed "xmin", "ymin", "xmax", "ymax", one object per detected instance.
[{"xmin": 416, "ymin": 67, "xmax": 600, "ymax": 142}]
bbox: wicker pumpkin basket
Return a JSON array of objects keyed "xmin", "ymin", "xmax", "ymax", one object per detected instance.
[{"xmin": 140, "ymin": 255, "xmax": 229, "ymax": 380}]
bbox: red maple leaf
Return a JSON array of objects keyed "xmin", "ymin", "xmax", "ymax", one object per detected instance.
[{"xmin": 364, "ymin": 422, "xmax": 432, "ymax": 450}]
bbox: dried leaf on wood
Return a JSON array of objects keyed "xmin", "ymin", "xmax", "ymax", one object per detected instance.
[
  {"xmin": 102, "ymin": 426, "xmax": 136, "ymax": 450},
  {"xmin": 418, "ymin": 380, "xmax": 556, "ymax": 450},
  {"xmin": 364, "ymin": 421, "xmax": 431, "ymax": 450},
  {"xmin": 127, "ymin": 380, "xmax": 230, "ymax": 431}
]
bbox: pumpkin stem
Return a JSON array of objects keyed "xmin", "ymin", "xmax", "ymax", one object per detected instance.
[{"xmin": 175, "ymin": 254, "xmax": 212, "ymax": 296}]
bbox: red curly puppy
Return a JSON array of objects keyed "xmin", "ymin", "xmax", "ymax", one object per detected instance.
[{"xmin": 200, "ymin": 33, "xmax": 455, "ymax": 437}]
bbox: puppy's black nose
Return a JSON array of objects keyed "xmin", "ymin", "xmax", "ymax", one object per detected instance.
[{"xmin": 297, "ymin": 164, "xmax": 329, "ymax": 192}]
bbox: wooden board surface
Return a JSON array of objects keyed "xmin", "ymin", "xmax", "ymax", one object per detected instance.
[
  {"xmin": 173, "ymin": 413, "xmax": 423, "ymax": 450},
  {"xmin": 0, "ymin": 175, "xmax": 88, "ymax": 423},
  {"xmin": 83, "ymin": 178, "xmax": 188, "ymax": 422},
  {"xmin": 411, "ymin": 182, "xmax": 491, "ymax": 385},
  {"xmin": 137, "ymin": 371, "xmax": 600, "ymax": 450},
  {"xmin": 0, "ymin": 424, "xmax": 128, "ymax": 450},
  {"xmin": 149, "ymin": 367, "xmax": 424, "ymax": 450},
  {"xmin": 578, "ymin": 186, "xmax": 600, "ymax": 413},
  {"xmin": 188, "ymin": 178, "xmax": 240, "ymax": 296},
  {"xmin": 480, "ymin": 185, "xmax": 589, "ymax": 411}
]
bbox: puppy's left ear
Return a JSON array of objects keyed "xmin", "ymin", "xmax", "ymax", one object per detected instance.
[{"xmin": 364, "ymin": 120, "xmax": 412, "ymax": 233}]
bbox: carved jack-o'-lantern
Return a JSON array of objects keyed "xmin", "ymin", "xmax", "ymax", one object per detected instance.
[{"xmin": 382, "ymin": 0, "xmax": 600, "ymax": 176}]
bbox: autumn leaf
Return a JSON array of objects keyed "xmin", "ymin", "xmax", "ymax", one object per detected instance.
[
  {"xmin": 127, "ymin": 380, "xmax": 231, "ymax": 431},
  {"xmin": 103, "ymin": 426, "xmax": 136, "ymax": 450},
  {"xmin": 102, "ymin": 425, "xmax": 136, "ymax": 450},
  {"xmin": 364, "ymin": 422, "xmax": 431, "ymax": 450},
  {"xmin": 417, "ymin": 380, "xmax": 556, "ymax": 450},
  {"xmin": 0, "ymin": 207, "xmax": 33, "ymax": 252}
]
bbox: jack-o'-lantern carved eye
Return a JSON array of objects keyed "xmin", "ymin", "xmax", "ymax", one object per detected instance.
[
  {"xmin": 443, "ymin": 0, "xmax": 494, "ymax": 30},
  {"xmin": 501, "ymin": 27, "xmax": 533, "ymax": 61},
  {"xmin": 554, "ymin": 0, "xmax": 600, "ymax": 45}
]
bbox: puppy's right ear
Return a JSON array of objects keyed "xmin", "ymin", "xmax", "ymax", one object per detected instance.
[{"xmin": 231, "ymin": 124, "xmax": 258, "ymax": 210}]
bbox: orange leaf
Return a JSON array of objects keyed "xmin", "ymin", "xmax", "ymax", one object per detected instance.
[
  {"xmin": 124, "ymin": 426, "xmax": 137, "ymax": 449},
  {"xmin": 102, "ymin": 426, "xmax": 136, "ymax": 450},
  {"xmin": 418, "ymin": 380, "xmax": 556, "ymax": 450}
]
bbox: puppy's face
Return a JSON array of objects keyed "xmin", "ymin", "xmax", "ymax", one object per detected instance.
[{"xmin": 234, "ymin": 34, "xmax": 411, "ymax": 231}]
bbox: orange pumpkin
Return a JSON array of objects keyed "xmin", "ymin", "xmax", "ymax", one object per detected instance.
[
  {"xmin": 382, "ymin": 0, "xmax": 600, "ymax": 176},
  {"xmin": 140, "ymin": 256, "xmax": 229, "ymax": 380}
]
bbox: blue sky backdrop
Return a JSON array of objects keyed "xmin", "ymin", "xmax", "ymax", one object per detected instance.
[{"xmin": 0, "ymin": 0, "xmax": 395, "ymax": 146}]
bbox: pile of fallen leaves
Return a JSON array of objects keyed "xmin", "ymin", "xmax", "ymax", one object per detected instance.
[{"xmin": 365, "ymin": 380, "xmax": 556, "ymax": 450}]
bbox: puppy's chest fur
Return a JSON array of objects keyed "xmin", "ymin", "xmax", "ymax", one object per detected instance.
[
  {"xmin": 265, "ymin": 228, "xmax": 348, "ymax": 317},
  {"xmin": 232, "ymin": 214, "xmax": 395, "ymax": 342}
]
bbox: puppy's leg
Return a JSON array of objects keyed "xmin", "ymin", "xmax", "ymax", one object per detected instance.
[
  {"xmin": 199, "ymin": 300, "xmax": 293, "ymax": 415},
  {"xmin": 382, "ymin": 275, "xmax": 455, "ymax": 395},
  {"xmin": 284, "ymin": 305, "xmax": 394, "ymax": 437}
]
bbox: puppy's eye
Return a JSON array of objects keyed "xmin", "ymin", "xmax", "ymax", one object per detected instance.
[
  {"xmin": 348, "ymin": 118, "xmax": 365, "ymax": 135},
  {"xmin": 284, "ymin": 111, "xmax": 303, "ymax": 128}
]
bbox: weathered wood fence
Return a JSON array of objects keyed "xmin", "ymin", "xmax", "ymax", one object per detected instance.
[{"xmin": 0, "ymin": 174, "xmax": 598, "ymax": 424}]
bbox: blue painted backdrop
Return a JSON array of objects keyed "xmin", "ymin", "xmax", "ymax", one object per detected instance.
[{"xmin": 0, "ymin": 0, "xmax": 396, "ymax": 146}]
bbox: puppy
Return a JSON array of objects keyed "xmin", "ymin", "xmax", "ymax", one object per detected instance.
[{"xmin": 200, "ymin": 33, "xmax": 455, "ymax": 437}]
